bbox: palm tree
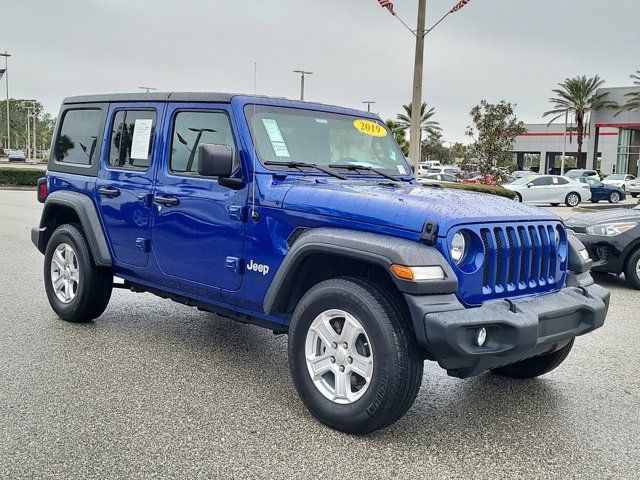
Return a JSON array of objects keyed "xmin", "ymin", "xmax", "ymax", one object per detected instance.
[
  {"xmin": 543, "ymin": 75, "xmax": 617, "ymax": 159},
  {"xmin": 396, "ymin": 102, "xmax": 441, "ymax": 148},
  {"xmin": 617, "ymin": 70, "xmax": 640, "ymax": 113},
  {"xmin": 385, "ymin": 119, "xmax": 409, "ymax": 155}
]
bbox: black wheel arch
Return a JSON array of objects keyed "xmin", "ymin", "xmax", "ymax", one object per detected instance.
[
  {"xmin": 32, "ymin": 190, "xmax": 112, "ymax": 267},
  {"xmin": 263, "ymin": 228, "xmax": 458, "ymax": 316}
]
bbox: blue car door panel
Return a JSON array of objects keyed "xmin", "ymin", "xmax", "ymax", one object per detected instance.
[
  {"xmin": 151, "ymin": 105, "xmax": 246, "ymax": 292},
  {"xmin": 96, "ymin": 104, "xmax": 164, "ymax": 268}
]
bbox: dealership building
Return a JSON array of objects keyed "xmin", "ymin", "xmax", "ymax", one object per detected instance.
[{"xmin": 513, "ymin": 87, "xmax": 640, "ymax": 176}]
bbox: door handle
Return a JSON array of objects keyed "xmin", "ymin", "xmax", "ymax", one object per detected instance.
[
  {"xmin": 154, "ymin": 194, "xmax": 180, "ymax": 207},
  {"xmin": 98, "ymin": 186, "xmax": 121, "ymax": 198}
]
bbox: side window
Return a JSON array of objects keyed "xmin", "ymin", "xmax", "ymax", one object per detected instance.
[
  {"xmin": 170, "ymin": 111, "xmax": 238, "ymax": 174},
  {"xmin": 108, "ymin": 110, "xmax": 156, "ymax": 171},
  {"xmin": 54, "ymin": 109, "xmax": 101, "ymax": 165},
  {"xmin": 556, "ymin": 177, "xmax": 569, "ymax": 185},
  {"xmin": 530, "ymin": 177, "xmax": 552, "ymax": 186}
]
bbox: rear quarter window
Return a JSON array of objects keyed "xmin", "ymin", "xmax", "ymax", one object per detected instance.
[{"xmin": 54, "ymin": 109, "xmax": 102, "ymax": 165}]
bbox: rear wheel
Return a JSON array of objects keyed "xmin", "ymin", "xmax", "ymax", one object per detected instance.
[
  {"xmin": 624, "ymin": 248, "xmax": 640, "ymax": 290},
  {"xmin": 44, "ymin": 224, "xmax": 113, "ymax": 322},
  {"xmin": 288, "ymin": 277, "xmax": 423, "ymax": 434},
  {"xmin": 491, "ymin": 339, "xmax": 574, "ymax": 379},
  {"xmin": 565, "ymin": 192, "xmax": 581, "ymax": 207},
  {"xmin": 608, "ymin": 191, "xmax": 621, "ymax": 204}
]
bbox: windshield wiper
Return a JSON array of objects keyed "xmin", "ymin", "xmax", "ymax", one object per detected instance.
[
  {"xmin": 329, "ymin": 163, "xmax": 410, "ymax": 182},
  {"xmin": 264, "ymin": 161, "xmax": 347, "ymax": 180}
]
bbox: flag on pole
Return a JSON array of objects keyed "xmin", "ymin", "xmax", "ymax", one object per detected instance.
[
  {"xmin": 450, "ymin": 0, "xmax": 471, "ymax": 13},
  {"xmin": 378, "ymin": 0, "xmax": 395, "ymax": 15},
  {"xmin": 0, "ymin": 68, "xmax": 5, "ymax": 80}
]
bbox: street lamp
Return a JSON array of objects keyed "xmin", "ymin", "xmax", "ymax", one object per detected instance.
[
  {"xmin": 362, "ymin": 101, "xmax": 376, "ymax": 112},
  {"xmin": 293, "ymin": 70, "xmax": 313, "ymax": 101},
  {"xmin": 0, "ymin": 51, "xmax": 11, "ymax": 151}
]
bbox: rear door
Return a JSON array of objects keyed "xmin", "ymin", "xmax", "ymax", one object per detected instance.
[
  {"xmin": 150, "ymin": 104, "xmax": 246, "ymax": 292},
  {"xmin": 96, "ymin": 103, "xmax": 163, "ymax": 268}
]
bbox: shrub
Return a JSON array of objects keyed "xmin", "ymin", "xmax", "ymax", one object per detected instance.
[
  {"xmin": 0, "ymin": 168, "xmax": 44, "ymax": 186},
  {"xmin": 435, "ymin": 182, "xmax": 516, "ymax": 200}
]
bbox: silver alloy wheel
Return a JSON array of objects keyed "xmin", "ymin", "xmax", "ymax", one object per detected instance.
[
  {"xmin": 50, "ymin": 243, "xmax": 80, "ymax": 304},
  {"xmin": 610, "ymin": 192, "xmax": 620, "ymax": 203},
  {"xmin": 304, "ymin": 309, "xmax": 374, "ymax": 405},
  {"xmin": 636, "ymin": 256, "xmax": 640, "ymax": 276},
  {"xmin": 567, "ymin": 193, "xmax": 579, "ymax": 207}
]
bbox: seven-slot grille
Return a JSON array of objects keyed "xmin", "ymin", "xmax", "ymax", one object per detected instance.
[{"xmin": 478, "ymin": 224, "xmax": 561, "ymax": 295}]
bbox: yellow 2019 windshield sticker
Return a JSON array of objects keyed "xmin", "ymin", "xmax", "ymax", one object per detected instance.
[{"xmin": 353, "ymin": 119, "xmax": 388, "ymax": 137}]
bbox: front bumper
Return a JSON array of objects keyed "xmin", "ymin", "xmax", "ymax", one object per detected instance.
[{"xmin": 405, "ymin": 283, "xmax": 609, "ymax": 378}]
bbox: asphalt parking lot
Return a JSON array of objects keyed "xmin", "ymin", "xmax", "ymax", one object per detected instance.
[{"xmin": 0, "ymin": 189, "xmax": 638, "ymax": 479}]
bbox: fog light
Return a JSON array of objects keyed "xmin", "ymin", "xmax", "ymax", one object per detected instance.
[{"xmin": 475, "ymin": 327, "xmax": 487, "ymax": 347}]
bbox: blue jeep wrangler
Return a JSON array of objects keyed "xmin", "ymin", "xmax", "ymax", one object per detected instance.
[{"xmin": 32, "ymin": 92, "xmax": 609, "ymax": 433}]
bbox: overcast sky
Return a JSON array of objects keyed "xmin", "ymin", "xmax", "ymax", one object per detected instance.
[{"xmin": 3, "ymin": 0, "xmax": 639, "ymax": 142}]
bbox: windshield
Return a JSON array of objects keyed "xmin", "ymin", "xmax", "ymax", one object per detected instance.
[
  {"xmin": 565, "ymin": 170, "xmax": 584, "ymax": 178},
  {"xmin": 245, "ymin": 106, "xmax": 410, "ymax": 176},
  {"xmin": 606, "ymin": 174, "xmax": 625, "ymax": 180}
]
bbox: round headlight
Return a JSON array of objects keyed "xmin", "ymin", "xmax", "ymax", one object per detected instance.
[{"xmin": 451, "ymin": 232, "xmax": 467, "ymax": 265}]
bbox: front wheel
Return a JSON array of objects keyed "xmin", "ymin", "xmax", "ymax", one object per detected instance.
[
  {"xmin": 565, "ymin": 192, "xmax": 581, "ymax": 207},
  {"xmin": 608, "ymin": 191, "xmax": 621, "ymax": 204},
  {"xmin": 288, "ymin": 277, "xmax": 423, "ymax": 434},
  {"xmin": 513, "ymin": 192, "xmax": 522, "ymax": 202},
  {"xmin": 491, "ymin": 339, "xmax": 574, "ymax": 379},
  {"xmin": 624, "ymin": 248, "xmax": 640, "ymax": 290},
  {"xmin": 44, "ymin": 224, "xmax": 113, "ymax": 322}
]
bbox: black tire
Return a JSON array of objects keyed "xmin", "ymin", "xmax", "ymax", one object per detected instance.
[
  {"xmin": 514, "ymin": 192, "xmax": 522, "ymax": 202},
  {"xmin": 44, "ymin": 224, "xmax": 113, "ymax": 322},
  {"xmin": 288, "ymin": 277, "xmax": 423, "ymax": 434},
  {"xmin": 623, "ymin": 248, "xmax": 640, "ymax": 290},
  {"xmin": 491, "ymin": 338, "xmax": 574, "ymax": 379},
  {"xmin": 608, "ymin": 191, "xmax": 621, "ymax": 204},
  {"xmin": 631, "ymin": 193, "xmax": 638, "ymax": 198},
  {"xmin": 550, "ymin": 203, "xmax": 560, "ymax": 207},
  {"xmin": 565, "ymin": 192, "xmax": 581, "ymax": 207}
]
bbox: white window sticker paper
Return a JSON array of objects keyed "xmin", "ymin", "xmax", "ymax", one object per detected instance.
[
  {"xmin": 130, "ymin": 118, "xmax": 153, "ymax": 160},
  {"xmin": 261, "ymin": 118, "xmax": 290, "ymax": 157},
  {"xmin": 396, "ymin": 164, "xmax": 407, "ymax": 175}
]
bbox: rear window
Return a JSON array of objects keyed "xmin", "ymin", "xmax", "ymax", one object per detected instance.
[{"xmin": 54, "ymin": 109, "xmax": 101, "ymax": 165}]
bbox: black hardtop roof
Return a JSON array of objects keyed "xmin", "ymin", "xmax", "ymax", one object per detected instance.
[{"xmin": 62, "ymin": 92, "xmax": 284, "ymax": 105}]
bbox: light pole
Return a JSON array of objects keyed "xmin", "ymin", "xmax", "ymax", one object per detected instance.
[
  {"xmin": 139, "ymin": 86, "xmax": 157, "ymax": 93},
  {"xmin": 0, "ymin": 51, "xmax": 10, "ymax": 151},
  {"xmin": 409, "ymin": 0, "xmax": 427, "ymax": 174},
  {"xmin": 293, "ymin": 70, "xmax": 312, "ymax": 101},
  {"xmin": 362, "ymin": 101, "xmax": 376, "ymax": 112}
]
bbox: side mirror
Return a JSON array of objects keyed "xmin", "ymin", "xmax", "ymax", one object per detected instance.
[
  {"xmin": 197, "ymin": 144, "xmax": 234, "ymax": 177},
  {"xmin": 527, "ymin": 183, "xmax": 533, "ymax": 188}
]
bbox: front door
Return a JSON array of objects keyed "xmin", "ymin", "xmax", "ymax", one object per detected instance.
[
  {"xmin": 96, "ymin": 103, "xmax": 163, "ymax": 268},
  {"xmin": 151, "ymin": 105, "xmax": 246, "ymax": 292}
]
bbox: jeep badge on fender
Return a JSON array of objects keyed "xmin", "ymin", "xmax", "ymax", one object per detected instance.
[{"xmin": 31, "ymin": 92, "xmax": 609, "ymax": 434}]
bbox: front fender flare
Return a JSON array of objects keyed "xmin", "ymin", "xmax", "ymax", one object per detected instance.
[{"xmin": 263, "ymin": 228, "xmax": 457, "ymax": 315}]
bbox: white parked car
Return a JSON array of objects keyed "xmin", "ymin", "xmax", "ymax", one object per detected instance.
[
  {"xmin": 8, "ymin": 149, "xmax": 26, "ymax": 162},
  {"xmin": 628, "ymin": 178, "xmax": 640, "ymax": 198},
  {"xmin": 426, "ymin": 165, "xmax": 461, "ymax": 176},
  {"xmin": 565, "ymin": 169, "xmax": 599, "ymax": 181},
  {"xmin": 505, "ymin": 175, "xmax": 592, "ymax": 207},
  {"xmin": 602, "ymin": 174, "xmax": 636, "ymax": 192},
  {"xmin": 416, "ymin": 164, "xmax": 431, "ymax": 177},
  {"xmin": 418, "ymin": 173, "xmax": 461, "ymax": 184}
]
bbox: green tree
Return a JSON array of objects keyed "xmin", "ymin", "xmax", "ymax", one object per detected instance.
[
  {"xmin": 0, "ymin": 99, "xmax": 56, "ymax": 155},
  {"xmin": 421, "ymin": 132, "xmax": 452, "ymax": 164},
  {"xmin": 465, "ymin": 100, "xmax": 525, "ymax": 177},
  {"xmin": 543, "ymin": 75, "xmax": 617, "ymax": 160},
  {"xmin": 617, "ymin": 70, "xmax": 640, "ymax": 114},
  {"xmin": 385, "ymin": 119, "xmax": 408, "ymax": 156},
  {"xmin": 396, "ymin": 102, "xmax": 440, "ymax": 159}
]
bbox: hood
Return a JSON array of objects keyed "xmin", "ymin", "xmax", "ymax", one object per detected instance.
[
  {"xmin": 281, "ymin": 179, "xmax": 559, "ymax": 235},
  {"xmin": 565, "ymin": 207, "xmax": 640, "ymax": 228}
]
